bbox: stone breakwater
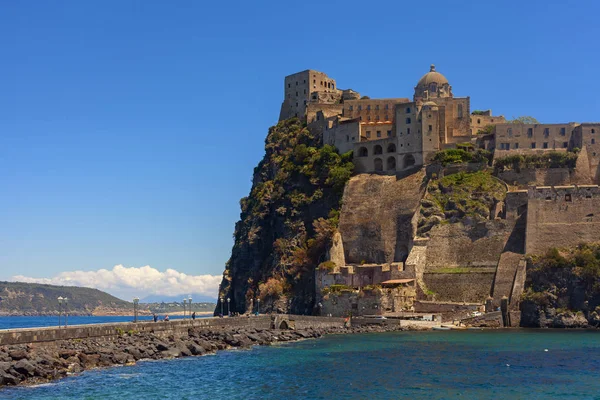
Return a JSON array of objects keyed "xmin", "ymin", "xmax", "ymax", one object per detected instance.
[{"xmin": 0, "ymin": 322, "xmax": 412, "ymax": 388}]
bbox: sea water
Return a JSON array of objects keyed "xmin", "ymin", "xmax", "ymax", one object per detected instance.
[{"xmin": 1, "ymin": 330, "xmax": 599, "ymax": 399}]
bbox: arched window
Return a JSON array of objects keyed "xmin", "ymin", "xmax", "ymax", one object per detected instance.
[
  {"xmin": 374, "ymin": 145, "xmax": 383, "ymax": 155},
  {"xmin": 429, "ymin": 83, "xmax": 437, "ymax": 93},
  {"xmin": 406, "ymin": 117, "xmax": 411, "ymax": 124},
  {"xmin": 374, "ymin": 158, "xmax": 383, "ymax": 172},
  {"xmin": 458, "ymin": 104, "xmax": 463, "ymax": 119},
  {"xmin": 387, "ymin": 156, "xmax": 396, "ymax": 171},
  {"xmin": 358, "ymin": 147, "xmax": 368, "ymax": 157},
  {"xmin": 404, "ymin": 154, "xmax": 416, "ymax": 168},
  {"xmin": 387, "ymin": 143, "xmax": 396, "ymax": 153}
]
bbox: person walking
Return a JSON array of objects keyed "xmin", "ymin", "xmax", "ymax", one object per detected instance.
[{"xmin": 191, "ymin": 311, "xmax": 196, "ymax": 320}]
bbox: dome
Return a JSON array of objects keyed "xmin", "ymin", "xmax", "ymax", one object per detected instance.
[{"xmin": 416, "ymin": 64, "xmax": 449, "ymax": 87}]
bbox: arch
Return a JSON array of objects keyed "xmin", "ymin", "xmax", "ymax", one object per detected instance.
[
  {"xmin": 358, "ymin": 147, "xmax": 368, "ymax": 157},
  {"xmin": 279, "ymin": 320, "xmax": 289, "ymax": 330},
  {"xmin": 387, "ymin": 143, "xmax": 396, "ymax": 153},
  {"xmin": 387, "ymin": 156, "xmax": 396, "ymax": 171},
  {"xmin": 374, "ymin": 145, "xmax": 383, "ymax": 155},
  {"xmin": 429, "ymin": 83, "xmax": 437, "ymax": 93},
  {"xmin": 404, "ymin": 154, "xmax": 416, "ymax": 168},
  {"xmin": 374, "ymin": 158, "xmax": 383, "ymax": 172}
]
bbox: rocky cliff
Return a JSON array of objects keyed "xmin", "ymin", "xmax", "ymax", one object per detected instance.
[
  {"xmin": 520, "ymin": 244, "xmax": 600, "ymax": 328},
  {"xmin": 216, "ymin": 118, "xmax": 353, "ymax": 315}
]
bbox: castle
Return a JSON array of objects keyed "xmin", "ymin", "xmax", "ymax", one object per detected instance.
[
  {"xmin": 279, "ymin": 65, "xmax": 600, "ymax": 182},
  {"xmin": 277, "ymin": 65, "xmax": 600, "ymax": 319}
]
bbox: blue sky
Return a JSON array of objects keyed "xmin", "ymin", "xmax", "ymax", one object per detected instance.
[{"xmin": 1, "ymin": 0, "xmax": 599, "ymax": 299}]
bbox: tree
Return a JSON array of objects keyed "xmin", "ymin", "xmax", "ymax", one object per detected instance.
[{"xmin": 509, "ymin": 116, "xmax": 539, "ymax": 124}]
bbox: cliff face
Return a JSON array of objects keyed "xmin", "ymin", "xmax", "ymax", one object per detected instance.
[
  {"xmin": 217, "ymin": 118, "xmax": 353, "ymax": 315},
  {"xmin": 520, "ymin": 244, "xmax": 600, "ymax": 328}
]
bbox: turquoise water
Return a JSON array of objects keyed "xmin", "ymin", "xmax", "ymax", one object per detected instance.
[{"xmin": 2, "ymin": 330, "xmax": 600, "ymax": 399}]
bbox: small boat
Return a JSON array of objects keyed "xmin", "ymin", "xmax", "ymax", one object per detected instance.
[{"xmin": 432, "ymin": 326, "xmax": 451, "ymax": 331}]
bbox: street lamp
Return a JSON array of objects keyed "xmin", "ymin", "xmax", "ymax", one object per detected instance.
[
  {"xmin": 64, "ymin": 297, "xmax": 69, "ymax": 327},
  {"xmin": 188, "ymin": 296, "xmax": 193, "ymax": 319},
  {"xmin": 220, "ymin": 296, "xmax": 224, "ymax": 317},
  {"xmin": 182, "ymin": 299, "xmax": 187, "ymax": 319},
  {"xmin": 227, "ymin": 297, "xmax": 230, "ymax": 317},
  {"xmin": 57, "ymin": 297, "xmax": 63, "ymax": 327},
  {"xmin": 133, "ymin": 297, "xmax": 139, "ymax": 323},
  {"xmin": 257, "ymin": 298, "xmax": 260, "ymax": 315}
]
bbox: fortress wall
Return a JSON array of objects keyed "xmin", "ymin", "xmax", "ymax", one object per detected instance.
[
  {"xmin": 525, "ymin": 185, "xmax": 600, "ymax": 255},
  {"xmin": 338, "ymin": 170, "xmax": 426, "ymax": 264},
  {"xmin": 423, "ymin": 272, "xmax": 494, "ymax": 303},
  {"xmin": 424, "ymin": 221, "xmax": 514, "ymax": 270},
  {"xmin": 498, "ymin": 168, "xmax": 591, "ymax": 187}
]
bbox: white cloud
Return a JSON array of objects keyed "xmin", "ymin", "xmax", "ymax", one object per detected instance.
[{"xmin": 12, "ymin": 265, "xmax": 222, "ymax": 301}]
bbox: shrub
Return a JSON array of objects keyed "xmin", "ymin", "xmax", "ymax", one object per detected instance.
[{"xmin": 494, "ymin": 152, "xmax": 578, "ymax": 172}]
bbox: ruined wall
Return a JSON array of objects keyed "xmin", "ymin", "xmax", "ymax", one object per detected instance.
[
  {"xmin": 495, "ymin": 123, "xmax": 577, "ymax": 152},
  {"xmin": 498, "ymin": 168, "xmax": 592, "ymax": 188},
  {"xmin": 338, "ymin": 170, "xmax": 426, "ymax": 264},
  {"xmin": 525, "ymin": 185, "xmax": 600, "ymax": 255},
  {"xmin": 470, "ymin": 113, "xmax": 505, "ymax": 135},
  {"xmin": 423, "ymin": 272, "xmax": 494, "ymax": 303},
  {"xmin": 321, "ymin": 286, "xmax": 415, "ymax": 317},
  {"xmin": 342, "ymin": 98, "xmax": 408, "ymax": 122}
]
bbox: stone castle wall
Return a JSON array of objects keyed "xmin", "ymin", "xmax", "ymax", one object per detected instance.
[{"xmin": 525, "ymin": 185, "xmax": 600, "ymax": 254}]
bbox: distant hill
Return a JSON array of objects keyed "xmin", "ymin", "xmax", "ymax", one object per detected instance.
[{"xmin": 0, "ymin": 281, "xmax": 132, "ymax": 316}]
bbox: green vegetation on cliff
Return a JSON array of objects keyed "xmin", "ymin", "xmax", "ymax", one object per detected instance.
[
  {"xmin": 219, "ymin": 118, "xmax": 353, "ymax": 314},
  {"xmin": 432, "ymin": 148, "xmax": 492, "ymax": 166},
  {"xmin": 494, "ymin": 151, "xmax": 578, "ymax": 172},
  {"xmin": 521, "ymin": 244, "xmax": 600, "ymax": 328},
  {"xmin": 0, "ymin": 281, "xmax": 131, "ymax": 315}
]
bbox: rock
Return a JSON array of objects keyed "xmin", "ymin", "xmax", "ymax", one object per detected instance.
[
  {"xmin": 552, "ymin": 311, "xmax": 589, "ymax": 328},
  {"xmin": 58, "ymin": 349, "xmax": 77, "ymax": 359},
  {"xmin": 0, "ymin": 371, "xmax": 20, "ymax": 386},
  {"xmin": 187, "ymin": 343, "xmax": 206, "ymax": 356},
  {"xmin": 13, "ymin": 359, "xmax": 37, "ymax": 377},
  {"xmin": 155, "ymin": 342, "xmax": 170, "ymax": 352},
  {"xmin": 9, "ymin": 350, "xmax": 28, "ymax": 361}
]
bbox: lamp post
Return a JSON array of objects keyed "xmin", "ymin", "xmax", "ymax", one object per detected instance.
[
  {"xmin": 182, "ymin": 299, "xmax": 187, "ymax": 319},
  {"xmin": 220, "ymin": 296, "xmax": 224, "ymax": 317},
  {"xmin": 227, "ymin": 297, "xmax": 230, "ymax": 317},
  {"xmin": 257, "ymin": 298, "xmax": 260, "ymax": 315},
  {"xmin": 133, "ymin": 297, "xmax": 139, "ymax": 323},
  {"xmin": 64, "ymin": 297, "xmax": 69, "ymax": 327},
  {"xmin": 57, "ymin": 297, "xmax": 63, "ymax": 327},
  {"xmin": 188, "ymin": 296, "xmax": 193, "ymax": 319}
]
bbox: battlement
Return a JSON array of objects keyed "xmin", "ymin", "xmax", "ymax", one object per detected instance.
[{"xmin": 528, "ymin": 185, "xmax": 600, "ymax": 200}]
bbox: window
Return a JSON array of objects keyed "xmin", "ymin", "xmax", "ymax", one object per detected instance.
[
  {"xmin": 406, "ymin": 118, "xmax": 411, "ymax": 124},
  {"xmin": 407, "ymin": 128, "xmax": 411, "ymax": 135},
  {"xmin": 332, "ymin": 84, "xmax": 335, "ymax": 89},
  {"xmin": 376, "ymin": 116, "xmax": 380, "ymax": 121},
  {"xmin": 387, "ymin": 130, "xmax": 392, "ymax": 137},
  {"xmin": 367, "ymin": 105, "xmax": 371, "ymax": 111},
  {"xmin": 544, "ymin": 128, "xmax": 549, "ymax": 137},
  {"xmin": 358, "ymin": 105, "xmax": 362, "ymax": 111},
  {"xmin": 288, "ymin": 83, "xmax": 291, "ymax": 88},
  {"xmin": 565, "ymin": 194, "xmax": 572, "ymax": 202},
  {"xmin": 358, "ymin": 147, "xmax": 368, "ymax": 157},
  {"xmin": 560, "ymin": 127, "xmax": 566, "ymax": 136},
  {"xmin": 508, "ymin": 128, "xmax": 513, "ymax": 137},
  {"xmin": 477, "ymin": 119, "xmax": 481, "ymax": 124},
  {"xmin": 375, "ymin": 105, "xmax": 379, "ymax": 110},
  {"xmin": 543, "ymin": 142, "xmax": 548, "ymax": 149},
  {"xmin": 366, "ymin": 131, "xmax": 371, "ymax": 138},
  {"xmin": 428, "ymin": 125, "xmax": 433, "ymax": 132},
  {"xmin": 563, "ymin": 142, "xmax": 568, "ymax": 148},
  {"xmin": 367, "ymin": 116, "xmax": 371, "ymax": 121},
  {"xmin": 349, "ymin": 105, "xmax": 353, "ymax": 111},
  {"xmin": 592, "ymin": 138, "xmax": 596, "ymax": 144},
  {"xmin": 303, "ymin": 89, "xmax": 306, "ymax": 94},
  {"xmin": 531, "ymin": 142, "xmax": 536, "ymax": 149},
  {"xmin": 385, "ymin": 115, "xmax": 389, "ymax": 120},
  {"xmin": 385, "ymin": 104, "xmax": 389, "ymax": 110},
  {"xmin": 295, "ymin": 102, "xmax": 298, "ymax": 107},
  {"xmin": 592, "ymin": 129, "xmax": 596, "ymax": 134},
  {"xmin": 374, "ymin": 145, "xmax": 383, "ymax": 155},
  {"xmin": 406, "ymin": 107, "xmax": 411, "ymax": 114},
  {"xmin": 295, "ymin": 82, "xmax": 298, "ymax": 86},
  {"xmin": 387, "ymin": 143, "xmax": 396, "ymax": 153},
  {"xmin": 527, "ymin": 128, "xmax": 533, "ymax": 138},
  {"xmin": 376, "ymin": 131, "xmax": 381, "ymax": 138},
  {"xmin": 514, "ymin": 143, "xmax": 519, "ymax": 149}
]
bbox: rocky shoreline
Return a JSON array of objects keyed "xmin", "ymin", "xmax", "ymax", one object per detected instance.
[{"xmin": 0, "ymin": 323, "xmax": 417, "ymax": 388}]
